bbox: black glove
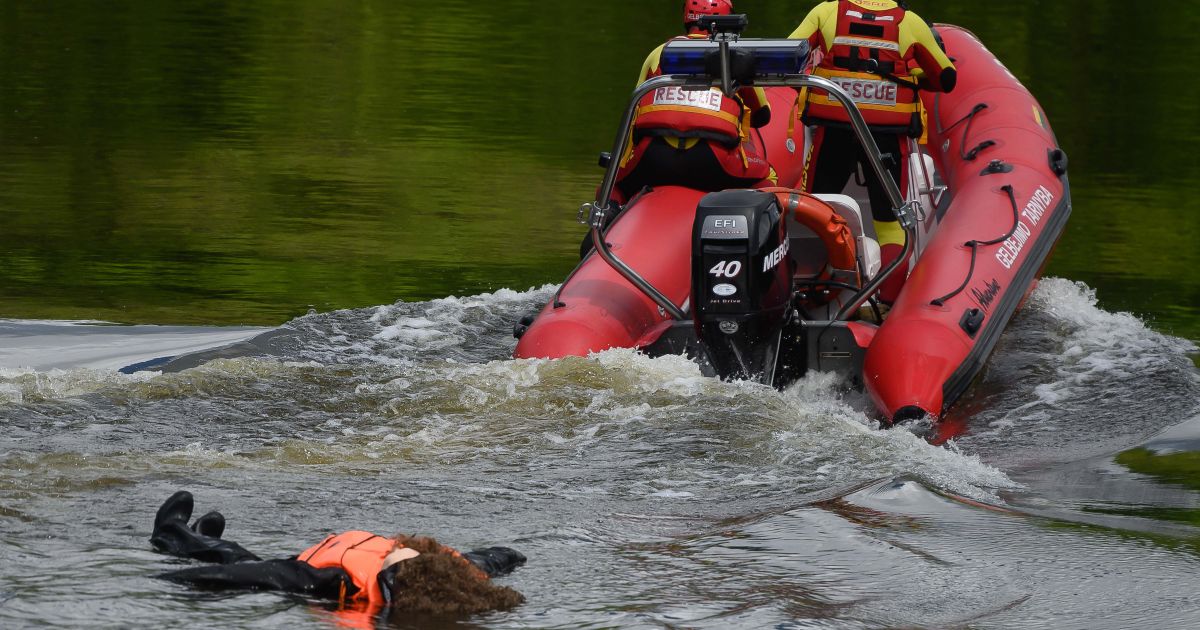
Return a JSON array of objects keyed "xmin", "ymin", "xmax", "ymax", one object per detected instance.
[
  {"xmin": 150, "ymin": 491, "xmax": 260, "ymax": 564},
  {"xmin": 462, "ymin": 547, "xmax": 526, "ymax": 577}
]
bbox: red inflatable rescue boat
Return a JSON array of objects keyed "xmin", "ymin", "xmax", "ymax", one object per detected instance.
[{"xmin": 514, "ymin": 21, "xmax": 1071, "ymax": 426}]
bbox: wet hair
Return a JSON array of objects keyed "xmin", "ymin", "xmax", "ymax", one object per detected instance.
[{"xmin": 386, "ymin": 535, "xmax": 525, "ymax": 617}]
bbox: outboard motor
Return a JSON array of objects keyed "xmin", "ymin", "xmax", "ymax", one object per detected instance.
[{"xmin": 691, "ymin": 190, "xmax": 794, "ymax": 383}]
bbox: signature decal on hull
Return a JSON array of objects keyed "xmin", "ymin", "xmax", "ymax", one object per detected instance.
[{"xmin": 970, "ymin": 278, "xmax": 1002, "ymax": 312}]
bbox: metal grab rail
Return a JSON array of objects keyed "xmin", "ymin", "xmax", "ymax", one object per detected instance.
[{"xmin": 584, "ymin": 72, "xmax": 915, "ymax": 323}]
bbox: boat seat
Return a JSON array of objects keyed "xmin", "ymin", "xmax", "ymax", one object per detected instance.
[
  {"xmin": 786, "ymin": 193, "xmax": 882, "ymax": 282},
  {"xmin": 907, "ymin": 151, "xmax": 942, "ymax": 213}
]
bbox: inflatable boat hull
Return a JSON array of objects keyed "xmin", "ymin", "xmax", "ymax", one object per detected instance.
[{"xmin": 863, "ymin": 25, "xmax": 1072, "ymax": 422}]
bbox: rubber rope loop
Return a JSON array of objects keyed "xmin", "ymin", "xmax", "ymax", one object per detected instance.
[
  {"xmin": 957, "ymin": 103, "xmax": 994, "ymax": 162},
  {"xmin": 964, "ymin": 140, "xmax": 996, "ymax": 161},
  {"xmin": 930, "ymin": 185, "xmax": 1020, "ymax": 306},
  {"xmin": 943, "ymin": 102, "xmax": 987, "ymax": 134}
]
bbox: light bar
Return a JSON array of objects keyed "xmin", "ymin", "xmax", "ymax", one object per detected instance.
[{"xmin": 659, "ymin": 39, "xmax": 811, "ymax": 77}]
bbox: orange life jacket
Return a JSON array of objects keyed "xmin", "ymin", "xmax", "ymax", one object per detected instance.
[
  {"xmin": 805, "ymin": 0, "xmax": 923, "ymax": 135},
  {"xmin": 297, "ymin": 531, "xmax": 394, "ymax": 606}
]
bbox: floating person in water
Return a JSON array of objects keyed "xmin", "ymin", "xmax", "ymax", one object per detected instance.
[{"xmin": 149, "ymin": 491, "xmax": 526, "ymax": 617}]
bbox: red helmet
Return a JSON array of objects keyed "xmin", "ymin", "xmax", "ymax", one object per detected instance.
[{"xmin": 683, "ymin": 0, "xmax": 733, "ymax": 31}]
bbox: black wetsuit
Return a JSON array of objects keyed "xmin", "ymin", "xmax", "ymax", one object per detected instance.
[
  {"xmin": 807, "ymin": 126, "xmax": 903, "ymax": 223},
  {"xmin": 149, "ymin": 491, "xmax": 524, "ymax": 600}
]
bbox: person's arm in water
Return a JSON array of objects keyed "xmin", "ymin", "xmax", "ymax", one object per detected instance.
[
  {"xmin": 160, "ymin": 558, "xmax": 354, "ymax": 598},
  {"xmin": 159, "ymin": 546, "xmax": 526, "ymax": 597}
]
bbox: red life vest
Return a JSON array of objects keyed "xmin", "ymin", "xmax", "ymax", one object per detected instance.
[
  {"xmin": 615, "ymin": 38, "xmax": 773, "ymax": 188},
  {"xmin": 633, "ymin": 39, "xmax": 749, "ymax": 147},
  {"xmin": 635, "ymin": 84, "xmax": 747, "ymax": 146},
  {"xmin": 806, "ymin": 0, "xmax": 923, "ymax": 134},
  {"xmin": 297, "ymin": 531, "xmax": 394, "ymax": 606}
]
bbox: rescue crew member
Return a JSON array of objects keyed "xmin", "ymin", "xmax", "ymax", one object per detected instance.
[
  {"xmin": 149, "ymin": 491, "xmax": 525, "ymax": 617},
  {"xmin": 790, "ymin": 0, "xmax": 956, "ymax": 303},
  {"xmin": 613, "ymin": 0, "xmax": 775, "ymax": 205}
]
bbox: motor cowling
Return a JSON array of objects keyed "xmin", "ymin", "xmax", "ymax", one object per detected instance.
[{"xmin": 691, "ymin": 190, "xmax": 794, "ymax": 382}]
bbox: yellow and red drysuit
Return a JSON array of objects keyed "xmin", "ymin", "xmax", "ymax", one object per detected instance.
[
  {"xmin": 613, "ymin": 34, "xmax": 776, "ymax": 204},
  {"xmin": 790, "ymin": 0, "xmax": 956, "ymax": 302}
]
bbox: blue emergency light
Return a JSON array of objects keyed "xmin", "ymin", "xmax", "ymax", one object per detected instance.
[{"xmin": 659, "ymin": 39, "xmax": 811, "ymax": 78}]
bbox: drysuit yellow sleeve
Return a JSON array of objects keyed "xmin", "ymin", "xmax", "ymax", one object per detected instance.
[
  {"xmin": 638, "ymin": 44, "xmax": 667, "ymax": 84},
  {"xmin": 899, "ymin": 11, "xmax": 957, "ymax": 92},
  {"xmin": 788, "ymin": 1, "xmax": 838, "ymax": 51}
]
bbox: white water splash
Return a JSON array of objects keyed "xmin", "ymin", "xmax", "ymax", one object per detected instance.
[
  {"xmin": 1034, "ymin": 278, "xmax": 1196, "ymax": 374},
  {"xmin": 370, "ymin": 286, "xmax": 557, "ymax": 344},
  {"xmin": 986, "ymin": 278, "xmax": 1198, "ymax": 432},
  {"xmin": 0, "ymin": 367, "xmax": 159, "ymax": 405},
  {"xmin": 768, "ymin": 372, "xmax": 1018, "ymax": 501}
]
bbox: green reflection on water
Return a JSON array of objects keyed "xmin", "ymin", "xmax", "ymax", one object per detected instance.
[
  {"xmin": 1116, "ymin": 447, "xmax": 1200, "ymax": 492},
  {"xmin": 1045, "ymin": 519, "xmax": 1200, "ymax": 556},
  {"xmin": 1, "ymin": 1, "xmax": 1198, "ymax": 334},
  {"xmin": 1084, "ymin": 505, "xmax": 1200, "ymax": 529}
]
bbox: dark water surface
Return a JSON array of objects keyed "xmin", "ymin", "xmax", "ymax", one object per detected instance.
[
  {"xmin": 2, "ymin": 2, "xmax": 1199, "ymax": 629},
  {"xmin": 2, "ymin": 1, "xmax": 1197, "ymax": 338}
]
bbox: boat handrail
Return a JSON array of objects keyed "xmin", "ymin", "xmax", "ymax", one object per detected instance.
[{"xmin": 583, "ymin": 68, "xmax": 915, "ymax": 323}]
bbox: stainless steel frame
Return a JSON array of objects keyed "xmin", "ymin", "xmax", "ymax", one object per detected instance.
[{"xmin": 582, "ymin": 72, "xmax": 917, "ymax": 324}]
